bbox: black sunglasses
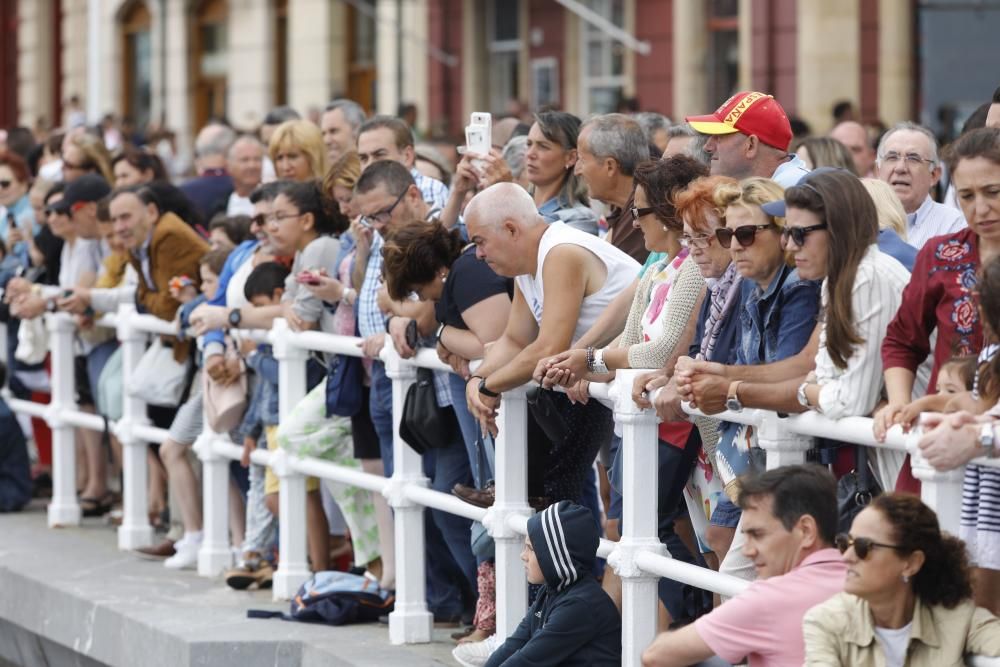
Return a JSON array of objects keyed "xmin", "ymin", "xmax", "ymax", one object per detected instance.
[
  {"xmin": 835, "ymin": 533, "xmax": 905, "ymax": 560},
  {"xmin": 781, "ymin": 223, "xmax": 828, "ymax": 248},
  {"xmin": 715, "ymin": 224, "xmax": 774, "ymax": 249},
  {"xmin": 0, "ymin": 180, "xmax": 12, "ymax": 189},
  {"xmin": 630, "ymin": 205, "xmax": 656, "ymax": 220}
]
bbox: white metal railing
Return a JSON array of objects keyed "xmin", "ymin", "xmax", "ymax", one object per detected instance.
[{"xmin": 13, "ymin": 305, "xmax": 1000, "ymax": 667}]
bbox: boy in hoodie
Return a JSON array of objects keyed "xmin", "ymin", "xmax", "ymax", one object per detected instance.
[{"xmin": 484, "ymin": 501, "xmax": 621, "ymax": 667}]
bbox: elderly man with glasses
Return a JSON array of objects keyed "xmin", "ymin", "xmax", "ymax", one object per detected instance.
[{"xmin": 876, "ymin": 122, "xmax": 966, "ymax": 249}]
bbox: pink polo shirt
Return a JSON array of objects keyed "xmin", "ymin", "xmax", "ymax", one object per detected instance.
[{"xmin": 694, "ymin": 548, "xmax": 847, "ymax": 667}]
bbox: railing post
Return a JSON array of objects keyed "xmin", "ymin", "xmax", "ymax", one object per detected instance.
[
  {"xmin": 45, "ymin": 312, "xmax": 81, "ymax": 527},
  {"xmin": 482, "ymin": 384, "xmax": 531, "ymax": 640},
  {"xmin": 195, "ymin": 428, "xmax": 232, "ymax": 575},
  {"xmin": 909, "ymin": 431, "xmax": 965, "ymax": 536},
  {"xmin": 382, "ymin": 343, "xmax": 433, "ymax": 644},
  {"xmin": 607, "ymin": 370, "xmax": 668, "ymax": 667},
  {"xmin": 114, "ymin": 304, "xmax": 154, "ymax": 549},
  {"xmin": 270, "ymin": 318, "xmax": 311, "ymax": 599},
  {"xmin": 758, "ymin": 411, "xmax": 811, "ymax": 469}
]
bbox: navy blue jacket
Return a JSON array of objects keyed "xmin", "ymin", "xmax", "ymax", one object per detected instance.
[
  {"xmin": 485, "ymin": 501, "xmax": 621, "ymax": 667},
  {"xmin": 0, "ymin": 399, "xmax": 31, "ymax": 512},
  {"xmin": 179, "ymin": 170, "xmax": 233, "ymax": 223}
]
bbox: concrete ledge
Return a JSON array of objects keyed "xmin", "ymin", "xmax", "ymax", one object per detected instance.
[{"xmin": 0, "ymin": 504, "xmax": 457, "ymax": 666}]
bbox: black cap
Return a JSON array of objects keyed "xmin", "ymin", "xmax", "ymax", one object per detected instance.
[{"xmin": 52, "ymin": 173, "xmax": 111, "ymax": 214}]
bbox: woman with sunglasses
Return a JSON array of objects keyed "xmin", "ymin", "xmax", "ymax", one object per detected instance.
[
  {"xmin": 804, "ymin": 493, "xmax": 1000, "ymax": 665},
  {"xmin": 0, "ymin": 151, "xmax": 38, "ymax": 266},
  {"xmin": 675, "ymin": 177, "xmax": 822, "ymax": 580},
  {"xmin": 775, "ymin": 169, "xmax": 912, "ymax": 487}
]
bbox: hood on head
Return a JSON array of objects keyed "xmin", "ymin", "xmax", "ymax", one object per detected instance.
[{"xmin": 526, "ymin": 501, "xmax": 598, "ymax": 591}]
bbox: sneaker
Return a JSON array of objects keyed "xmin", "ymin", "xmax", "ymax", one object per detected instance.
[
  {"xmin": 164, "ymin": 533, "xmax": 202, "ymax": 570},
  {"xmin": 224, "ymin": 552, "xmax": 274, "ymax": 590},
  {"xmin": 452, "ymin": 636, "xmax": 498, "ymax": 667}
]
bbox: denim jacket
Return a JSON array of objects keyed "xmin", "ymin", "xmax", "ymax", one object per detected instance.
[
  {"xmin": 715, "ymin": 264, "xmax": 821, "ymax": 489},
  {"xmin": 537, "ymin": 195, "xmax": 600, "ymax": 236},
  {"xmin": 238, "ymin": 343, "xmax": 279, "ymax": 440}
]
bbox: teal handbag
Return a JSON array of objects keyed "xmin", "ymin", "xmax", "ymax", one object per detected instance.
[{"xmin": 96, "ymin": 346, "xmax": 124, "ymax": 421}]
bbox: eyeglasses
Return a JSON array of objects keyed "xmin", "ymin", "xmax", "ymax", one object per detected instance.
[
  {"xmin": 0, "ymin": 180, "xmax": 12, "ymax": 189},
  {"xmin": 878, "ymin": 152, "xmax": 935, "ymax": 169},
  {"xmin": 251, "ymin": 214, "xmax": 266, "ymax": 228},
  {"xmin": 715, "ymin": 224, "xmax": 774, "ymax": 249},
  {"xmin": 679, "ymin": 233, "xmax": 714, "ymax": 249},
  {"xmin": 781, "ymin": 223, "xmax": 828, "ymax": 248},
  {"xmin": 630, "ymin": 205, "xmax": 656, "ymax": 220},
  {"xmin": 835, "ymin": 533, "xmax": 905, "ymax": 560},
  {"xmin": 363, "ymin": 189, "xmax": 408, "ymax": 227}
]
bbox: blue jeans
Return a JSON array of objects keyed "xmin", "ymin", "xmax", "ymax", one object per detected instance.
[
  {"xmin": 370, "ymin": 361, "xmax": 476, "ymax": 616},
  {"xmin": 448, "ymin": 372, "xmax": 492, "ymax": 487}
]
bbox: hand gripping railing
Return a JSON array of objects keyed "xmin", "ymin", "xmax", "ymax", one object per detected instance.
[{"xmin": 12, "ymin": 305, "xmax": 1000, "ymax": 667}]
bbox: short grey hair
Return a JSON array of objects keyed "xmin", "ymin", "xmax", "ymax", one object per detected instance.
[
  {"xmin": 502, "ymin": 135, "xmax": 529, "ymax": 181},
  {"xmin": 465, "ymin": 182, "xmax": 541, "ymax": 231},
  {"xmin": 633, "ymin": 112, "xmax": 672, "ymax": 143},
  {"xmin": 581, "ymin": 113, "xmax": 650, "ymax": 176},
  {"xmin": 877, "ymin": 121, "xmax": 940, "ymax": 166},
  {"xmin": 195, "ymin": 124, "xmax": 237, "ymax": 159},
  {"xmin": 667, "ymin": 124, "xmax": 697, "ymax": 140},
  {"xmin": 227, "ymin": 133, "xmax": 264, "ymax": 158},
  {"xmin": 324, "ymin": 99, "xmax": 367, "ymax": 138}
]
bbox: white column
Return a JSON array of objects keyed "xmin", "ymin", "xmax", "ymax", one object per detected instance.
[
  {"xmin": 287, "ymin": 0, "xmax": 332, "ymax": 115},
  {"xmin": 878, "ymin": 0, "xmax": 914, "ymax": 125},
  {"xmin": 910, "ymin": 446, "xmax": 965, "ymax": 536},
  {"xmin": 375, "ymin": 0, "xmax": 401, "ymax": 116},
  {"xmin": 114, "ymin": 305, "xmax": 154, "ymax": 550},
  {"xmin": 271, "ymin": 318, "xmax": 311, "ymax": 599},
  {"xmin": 482, "ymin": 385, "xmax": 531, "ymax": 640},
  {"xmin": 163, "ymin": 0, "xmax": 192, "ymax": 170},
  {"xmin": 796, "ymin": 0, "xmax": 860, "ymax": 133},
  {"xmin": 85, "ymin": 0, "xmax": 103, "ymax": 123},
  {"xmin": 226, "ymin": 0, "xmax": 275, "ymax": 129},
  {"xmin": 758, "ymin": 411, "xmax": 811, "ymax": 469},
  {"xmin": 672, "ymin": 0, "xmax": 707, "ymax": 121},
  {"xmin": 45, "ymin": 313, "xmax": 80, "ymax": 527},
  {"xmin": 382, "ymin": 343, "xmax": 433, "ymax": 644},
  {"xmin": 607, "ymin": 370, "xmax": 667, "ymax": 667},
  {"xmin": 196, "ymin": 428, "xmax": 232, "ymax": 576}
]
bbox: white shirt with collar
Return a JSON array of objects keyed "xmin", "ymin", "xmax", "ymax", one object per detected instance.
[
  {"xmin": 226, "ymin": 192, "xmax": 254, "ymax": 216},
  {"xmin": 906, "ymin": 194, "xmax": 967, "ymax": 249}
]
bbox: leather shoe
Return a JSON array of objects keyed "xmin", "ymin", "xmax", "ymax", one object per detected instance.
[
  {"xmin": 134, "ymin": 539, "xmax": 176, "ymax": 559},
  {"xmin": 452, "ymin": 483, "xmax": 494, "ymax": 508}
]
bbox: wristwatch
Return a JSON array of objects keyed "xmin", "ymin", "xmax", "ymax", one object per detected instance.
[
  {"xmin": 435, "ymin": 323, "xmax": 446, "ymax": 344},
  {"xmin": 591, "ymin": 348, "xmax": 609, "ymax": 374},
  {"xmin": 980, "ymin": 422, "xmax": 998, "ymax": 459},
  {"xmin": 478, "ymin": 377, "xmax": 500, "ymax": 398},
  {"xmin": 228, "ymin": 308, "xmax": 242, "ymax": 328},
  {"xmin": 797, "ymin": 381, "xmax": 811, "ymax": 409},
  {"xmin": 726, "ymin": 380, "xmax": 744, "ymax": 413}
]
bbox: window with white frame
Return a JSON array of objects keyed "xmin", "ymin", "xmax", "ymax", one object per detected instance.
[
  {"xmin": 580, "ymin": 0, "xmax": 627, "ymax": 115},
  {"xmin": 487, "ymin": 0, "xmax": 522, "ymax": 115}
]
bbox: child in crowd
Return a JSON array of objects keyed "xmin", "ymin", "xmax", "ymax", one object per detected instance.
[
  {"xmin": 225, "ymin": 262, "xmax": 288, "ymax": 590},
  {"xmin": 897, "ymin": 355, "xmax": 977, "ymax": 427},
  {"xmin": 0, "ymin": 361, "xmax": 31, "ymax": 512},
  {"xmin": 478, "ymin": 501, "xmax": 621, "ymax": 667},
  {"xmin": 170, "ymin": 248, "xmax": 229, "ymax": 316}
]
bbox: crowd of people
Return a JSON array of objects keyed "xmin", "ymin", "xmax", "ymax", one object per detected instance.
[{"xmin": 3, "ymin": 84, "xmax": 1000, "ymax": 666}]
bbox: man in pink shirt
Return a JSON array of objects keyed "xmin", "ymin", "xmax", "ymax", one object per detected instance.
[{"xmin": 642, "ymin": 464, "xmax": 846, "ymax": 667}]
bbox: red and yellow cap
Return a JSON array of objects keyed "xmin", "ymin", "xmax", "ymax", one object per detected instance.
[{"xmin": 685, "ymin": 91, "xmax": 793, "ymax": 151}]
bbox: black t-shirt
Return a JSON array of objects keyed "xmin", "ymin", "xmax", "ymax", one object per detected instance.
[{"xmin": 435, "ymin": 246, "xmax": 513, "ymax": 329}]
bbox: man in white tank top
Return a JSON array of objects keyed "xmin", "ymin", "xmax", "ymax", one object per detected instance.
[{"xmin": 464, "ymin": 182, "xmax": 639, "ymax": 437}]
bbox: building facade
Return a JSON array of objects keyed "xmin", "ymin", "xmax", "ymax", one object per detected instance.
[{"xmin": 5, "ymin": 0, "xmax": 1000, "ymax": 154}]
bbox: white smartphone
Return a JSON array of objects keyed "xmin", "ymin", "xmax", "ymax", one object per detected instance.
[{"xmin": 465, "ymin": 112, "xmax": 492, "ymax": 157}]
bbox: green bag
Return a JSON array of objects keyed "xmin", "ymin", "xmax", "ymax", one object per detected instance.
[{"xmin": 96, "ymin": 346, "xmax": 124, "ymax": 421}]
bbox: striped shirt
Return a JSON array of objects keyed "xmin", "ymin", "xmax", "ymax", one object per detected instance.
[
  {"xmin": 814, "ymin": 245, "xmax": 911, "ymax": 419},
  {"xmin": 411, "ymin": 168, "xmax": 450, "ymax": 212}
]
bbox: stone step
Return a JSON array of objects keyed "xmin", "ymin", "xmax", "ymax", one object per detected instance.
[{"xmin": 0, "ymin": 503, "xmax": 459, "ymax": 667}]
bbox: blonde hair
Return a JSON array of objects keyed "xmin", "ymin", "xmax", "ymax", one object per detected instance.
[
  {"xmin": 268, "ymin": 120, "xmax": 328, "ymax": 181},
  {"xmin": 861, "ymin": 178, "xmax": 908, "ymax": 240},
  {"xmin": 68, "ymin": 134, "xmax": 113, "ymax": 183},
  {"xmin": 713, "ymin": 177, "xmax": 787, "ymax": 228},
  {"xmin": 323, "ymin": 150, "xmax": 362, "ymax": 194}
]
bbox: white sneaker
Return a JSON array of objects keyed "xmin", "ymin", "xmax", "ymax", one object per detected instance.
[
  {"xmin": 452, "ymin": 636, "xmax": 498, "ymax": 667},
  {"xmin": 164, "ymin": 533, "xmax": 202, "ymax": 570}
]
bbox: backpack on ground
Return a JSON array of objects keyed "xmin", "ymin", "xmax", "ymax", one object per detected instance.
[{"xmin": 248, "ymin": 571, "xmax": 393, "ymax": 626}]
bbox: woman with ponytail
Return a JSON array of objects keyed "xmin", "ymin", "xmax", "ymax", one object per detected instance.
[{"xmin": 804, "ymin": 493, "xmax": 1000, "ymax": 665}]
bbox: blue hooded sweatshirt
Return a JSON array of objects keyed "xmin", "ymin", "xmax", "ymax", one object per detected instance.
[{"xmin": 485, "ymin": 501, "xmax": 622, "ymax": 667}]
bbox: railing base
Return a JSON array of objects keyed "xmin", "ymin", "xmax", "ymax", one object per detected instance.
[
  {"xmin": 273, "ymin": 568, "xmax": 312, "ymax": 600},
  {"xmin": 388, "ymin": 607, "xmax": 433, "ymax": 645},
  {"xmin": 117, "ymin": 524, "xmax": 155, "ymax": 551},
  {"xmin": 197, "ymin": 546, "xmax": 233, "ymax": 577},
  {"xmin": 46, "ymin": 501, "xmax": 81, "ymax": 528}
]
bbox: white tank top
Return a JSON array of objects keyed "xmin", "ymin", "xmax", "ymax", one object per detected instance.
[{"xmin": 515, "ymin": 221, "xmax": 640, "ymax": 344}]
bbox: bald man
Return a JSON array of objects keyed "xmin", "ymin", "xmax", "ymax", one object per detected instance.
[
  {"xmin": 829, "ymin": 121, "xmax": 876, "ymax": 177},
  {"xmin": 465, "ymin": 183, "xmax": 639, "ymax": 503}
]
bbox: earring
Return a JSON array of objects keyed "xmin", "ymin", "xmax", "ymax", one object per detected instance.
[
  {"xmin": 440, "ymin": 272, "xmax": 448, "ymax": 283},
  {"xmin": 902, "ymin": 574, "xmax": 910, "ymax": 583}
]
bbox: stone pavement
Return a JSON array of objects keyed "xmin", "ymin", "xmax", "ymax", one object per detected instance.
[{"xmin": 0, "ymin": 503, "xmax": 461, "ymax": 667}]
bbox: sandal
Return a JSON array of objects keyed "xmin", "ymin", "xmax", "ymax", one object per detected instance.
[{"xmin": 79, "ymin": 492, "xmax": 114, "ymax": 518}]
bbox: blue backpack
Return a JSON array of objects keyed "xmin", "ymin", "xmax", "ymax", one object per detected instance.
[{"xmin": 248, "ymin": 571, "xmax": 394, "ymax": 626}]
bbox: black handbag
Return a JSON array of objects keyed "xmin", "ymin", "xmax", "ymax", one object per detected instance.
[
  {"xmin": 525, "ymin": 385, "xmax": 570, "ymax": 444},
  {"xmin": 837, "ymin": 445, "xmax": 882, "ymax": 533},
  {"xmin": 399, "ymin": 368, "xmax": 459, "ymax": 454}
]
